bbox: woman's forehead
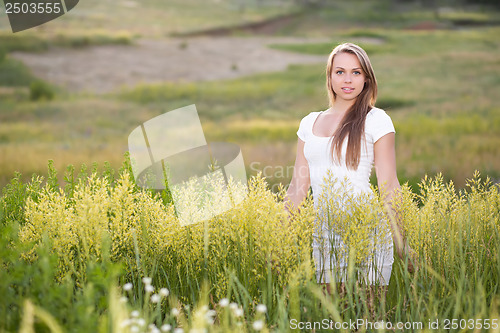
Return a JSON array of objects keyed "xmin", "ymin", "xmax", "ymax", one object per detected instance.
[{"xmin": 333, "ymin": 52, "xmax": 362, "ymax": 68}]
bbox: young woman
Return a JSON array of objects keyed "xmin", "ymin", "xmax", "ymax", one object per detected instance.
[{"xmin": 286, "ymin": 43, "xmax": 410, "ymax": 286}]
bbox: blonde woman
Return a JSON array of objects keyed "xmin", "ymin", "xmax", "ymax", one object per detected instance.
[{"xmin": 286, "ymin": 43, "xmax": 412, "ymax": 287}]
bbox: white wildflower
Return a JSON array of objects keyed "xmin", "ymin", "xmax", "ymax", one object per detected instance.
[
  {"xmin": 145, "ymin": 284, "xmax": 155, "ymax": 293},
  {"xmin": 120, "ymin": 319, "xmax": 132, "ymax": 328},
  {"xmin": 229, "ymin": 302, "xmax": 238, "ymax": 311},
  {"xmin": 173, "ymin": 328, "xmax": 184, "ymax": 333},
  {"xmin": 131, "ymin": 310, "xmax": 140, "ymax": 318},
  {"xmin": 218, "ymin": 298, "xmax": 229, "ymax": 307},
  {"xmin": 252, "ymin": 320, "xmax": 264, "ymax": 331},
  {"xmin": 160, "ymin": 288, "xmax": 170, "ymax": 297},
  {"xmin": 142, "ymin": 277, "xmax": 152, "ymax": 285},
  {"xmin": 234, "ymin": 308, "xmax": 243, "ymax": 317},
  {"xmin": 161, "ymin": 324, "xmax": 172, "ymax": 332},
  {"xmin": 171, "ymin": 308, "xmax": 180, "ymax": 316},
  {"xmin": 123, "ymin": 283, "xmax": 133, "ymax": 291},
  {"xmin": 256, "ymin": 304, "xmax": 267, "ymax": 313},
  {"xmin": 120, "ymin": 296, "xmax": 128, "ymax": 303},
  {"xmin": 205, "ymin": 309, "xmax": 216, "ymax": 324},
  {"xmin": 151, "ymin": 294, "xmax": 161, "ymax": 303},
  {"xmin": 149, "ymin": 324, "xmax": 161, "ymax": 333}
]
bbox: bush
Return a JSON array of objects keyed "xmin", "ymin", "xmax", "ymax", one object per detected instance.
[{"xmin": 29, "ymin": 80, "xmax": 55, "ymax": 101}]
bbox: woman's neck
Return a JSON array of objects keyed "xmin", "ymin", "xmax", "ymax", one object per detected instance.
[{"xmin": 326, "ymin": 99, "xmax": 355, "ymax": 116}]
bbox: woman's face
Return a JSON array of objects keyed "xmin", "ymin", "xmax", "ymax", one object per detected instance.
[{"xmin": 330, "ymin": 52, "xmax": 366, "ymax": 103}]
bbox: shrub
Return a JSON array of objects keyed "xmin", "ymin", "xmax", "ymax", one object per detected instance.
[{"xmin": 29, "ymin": 80, "xmax": 55, "ymax": 101}]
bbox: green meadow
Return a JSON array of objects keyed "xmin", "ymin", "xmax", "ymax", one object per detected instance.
[
  {"xmin": 1, "ymin": 2, "xmax": 499, "ymax": 189},
  {"xmin": 1, "ymin": 0, "xmax": 500, "ymax": 332}
]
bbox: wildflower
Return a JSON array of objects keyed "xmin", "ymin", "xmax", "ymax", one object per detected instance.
[
  {"xmin": 218, "ymin": 298, "xmax": 229, "ymax": 307},
  {"xmin": 123, "ymin": 283, "xmax": 133, "ymax": 291},
  {"xmin": 149, "ymin": 324, "xmax": 160, "ymax": 333},
  {"xmin": 137, "ymin": 318, "xmax": 146, "ymax": 327},
  {"xmin": 171, "ymin": 308, "xmax": 180, "ymax": 316},
  {"xmin": 174, "ymin": 328, "xmax": 184, "ymax": 333},
  {"xmin": 160, "ymin": 288, "xmax": 170, "ymax": 297},
  {"xmin": 120, "ymin": 296, "xmax": 128, "ymax": 303},
  {"xmin": 252, "ymin": 320, "xmax": 264, "ymax": 331},
  {"xmin": 131, "ymin": 326, "xmax": 140, "ymax": 333},
  {"xmin": 161, "ymin": 324, "xmax": 172, "ymax": 332},
  {"xmin": 131, "ymin": 310, "xmax": 140, "ymax": 318},
  {"xmin": 120, "ymin": 319, "xmax": 132, "ymax": 328},
  {"xmin": 145, "ymin": 284, "xmax": 155, "ymax": 293},
  {"xmin": 256, "ymin": 304, "xmax": 267, "ymax": 313},
  {"xmin": 205, "ymin": 309, "xmax": 216, "ymax": 324},
  {"xmin": 234, "ymin": 308, "xmax": 244, "ymax": 317},
  {"xmin": 151, "ymin": 294, "xmax": 161, "ymax": 303},
  {"xmin": 143, "ymin": 277, "xmax": 152, "ymax": 285},
  {"xmin": 229, "ymin": 302, "xmax": 238, "ymax": 311}
]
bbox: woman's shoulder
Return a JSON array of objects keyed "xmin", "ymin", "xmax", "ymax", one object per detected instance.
[
  {"xmin": 367, "ymin": 107, "xmax": 390, "ymax": 119},
  {"xmin": 365, "ymin": 107, "xmax": 395, "ymax": 141},
  {"xmin": 297, "ymin": 111, "xmax": 323, "ymax": 141},
  {"xmin": 300, "ymin": 111, "xmax": 323, "ymax": 123}
]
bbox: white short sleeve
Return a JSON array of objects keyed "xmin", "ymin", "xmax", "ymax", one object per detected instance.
[
  {"xmin": 366, "ymin": 108, "xmax": 395, "ymax": 143},
  {"xmin": 297, "ymin": 112, "xmax": 317, "ymax": 142}
]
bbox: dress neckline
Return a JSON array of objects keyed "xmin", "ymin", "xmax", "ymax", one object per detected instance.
[{"xmin": 311, "ymin": 111, "xmax": 333, "ymax": 139}]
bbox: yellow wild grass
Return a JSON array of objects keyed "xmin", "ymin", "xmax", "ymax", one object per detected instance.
[
  {"xmin": 395, "ymin": 171, "xmax": 500, "ymax": 278},
  {"xmin": 18, "ymin": 169, "xmax": 315, "ymax": 298}
]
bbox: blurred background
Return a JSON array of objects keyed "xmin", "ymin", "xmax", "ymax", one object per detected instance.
[{"xmin": 0, "ymin": 0, "xmax": 499, "ymax": 191}]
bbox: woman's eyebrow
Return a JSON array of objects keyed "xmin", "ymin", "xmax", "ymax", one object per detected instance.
[{"xmin": 335, "ymin": 66, "xmax": 362, "ymax": 70}]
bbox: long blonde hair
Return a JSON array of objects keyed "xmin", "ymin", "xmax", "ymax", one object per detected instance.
[{"xmin": 325, "ymin": 43, "xmax": 378, "ymax": 170}]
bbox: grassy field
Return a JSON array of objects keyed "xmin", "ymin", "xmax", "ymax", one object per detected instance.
[
  {"xmin": 0, "ymin": 1, "xmax": 499, "ymax": 331},
  {"xmin": 1, "ymin": 20, "xmax": 499, "ymax": 189},
  {"xmin": 1, "ymin": 157, "xmax": 499, "ymax": 332}
]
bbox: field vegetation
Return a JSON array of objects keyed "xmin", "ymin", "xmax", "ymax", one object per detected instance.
[{"xmin": 0, "ymin": 0, "xmax": 499, "ymax": 331}]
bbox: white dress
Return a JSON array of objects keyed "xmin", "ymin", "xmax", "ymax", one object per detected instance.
[{"xmin": 297, "ymin": 107, "xmax": 395, "ymax": 285}]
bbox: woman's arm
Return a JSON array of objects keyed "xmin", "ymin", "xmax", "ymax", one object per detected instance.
[
  {"xmin": 285, "ymin": 138, "xmax": 311, "ymax": 211},
  {"xmin": 374, "ymin": 133, "xmax": 415, "ymax": 269},
  {"xmin": 374, "ymin": 132, "xmax": 400, "ymax": 201}
]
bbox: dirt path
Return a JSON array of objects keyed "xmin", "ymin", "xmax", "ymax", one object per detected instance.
[{"xmin": 11, "ymin": 36, "xmax": 328, "ymax": 93}]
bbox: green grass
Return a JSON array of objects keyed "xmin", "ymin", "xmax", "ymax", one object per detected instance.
[
  {"xmin": 0, "ymin": 57, "xmax": 37, "ymax": 86},
  {"xmin": 1, "ymin": 26, "xmax": 499, "ymax": 189},
  {"xmin": 0, "ymin": 160, "xmax": 498, "ymax": 332},
  {"xmin": 0, "ymin": 0, "xmax": 296, "ymax": 38},
  {"xmin": 0, "ymin": 31, "xmax": 133, "ymax": 53},
  {"xmin": 0, "ymin": 1, "xmax": 499, "ymax": 188},
  {"xmin": 0, "ymin": 2, "xmax": 499, "ymax": 331}
]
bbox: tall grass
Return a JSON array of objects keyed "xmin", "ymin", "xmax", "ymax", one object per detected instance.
[{"xmin": 1, "ymin": 157, "xmax": 498, "ymax": 332}]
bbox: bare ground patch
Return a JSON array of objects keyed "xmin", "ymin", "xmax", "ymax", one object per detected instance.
[{"xmin": 10, "ymin": 36, "xmax": 328, "ymax": 94}]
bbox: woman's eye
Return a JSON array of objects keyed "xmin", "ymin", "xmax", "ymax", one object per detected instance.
[
  {"xmin": 353, "ymin": 71, "xmax": 361, "ymax": 75},
  {"xmin": 336, "ymin": 70, "xmax": 343, "ymax": 75}
]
